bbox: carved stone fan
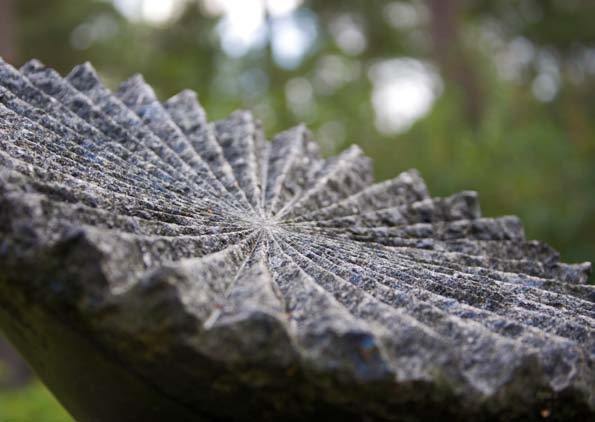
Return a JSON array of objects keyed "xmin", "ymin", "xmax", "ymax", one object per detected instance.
[{"xmin": 0, "ymin": 58, "xmax": 592, "ymax": 421}]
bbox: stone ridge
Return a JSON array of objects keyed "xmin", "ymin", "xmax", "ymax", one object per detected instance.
[{"xmin": 0, "ymin": 57, "xmax": 593, "ymax": 422}]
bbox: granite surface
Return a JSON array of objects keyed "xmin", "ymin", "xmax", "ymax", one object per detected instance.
[{"xmin": 0, "ymin": 58, "xmax": 593, "ymax": 421}]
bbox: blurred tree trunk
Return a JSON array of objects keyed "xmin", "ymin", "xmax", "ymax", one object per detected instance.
[
  {"xmin": 428, "ymin": 0, "xmax": 483, "ymax": 128},
  {"xmin": 0, "ymin": 0, "xmax": 17, "ymax": 63}
]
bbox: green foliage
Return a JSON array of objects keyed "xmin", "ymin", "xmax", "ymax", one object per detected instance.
[{"xmin": 0, "ymin": 382, "xmax": 72, "ymax": 421}]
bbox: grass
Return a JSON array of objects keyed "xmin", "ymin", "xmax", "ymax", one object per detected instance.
[{"xmin": 0, "ymin": 381, "xmax": 73, "ymax": 422}]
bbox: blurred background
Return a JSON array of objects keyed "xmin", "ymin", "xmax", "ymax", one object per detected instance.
[{"xmin": 0, "ymin": 0, "xmax": 594, "ymax": 419}]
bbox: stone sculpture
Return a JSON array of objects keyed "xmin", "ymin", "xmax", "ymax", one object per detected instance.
[{"xmin": 0, "ymin": 58, "xmax": 593, "ymax": 421}]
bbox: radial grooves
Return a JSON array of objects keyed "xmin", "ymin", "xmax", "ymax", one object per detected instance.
[{"xmin": 1, "ymin": 59, "xmax": 593, "ymax": 419}]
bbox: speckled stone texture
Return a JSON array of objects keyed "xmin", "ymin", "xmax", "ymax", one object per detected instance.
[{"xmin": 0, "ymin": 58, "xmax": 593, "ymax": 422}]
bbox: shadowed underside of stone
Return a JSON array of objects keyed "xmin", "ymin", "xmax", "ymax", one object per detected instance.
[{"xmin": 0, "ymin": 58, "xmax": 593, "ymax": 422}]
